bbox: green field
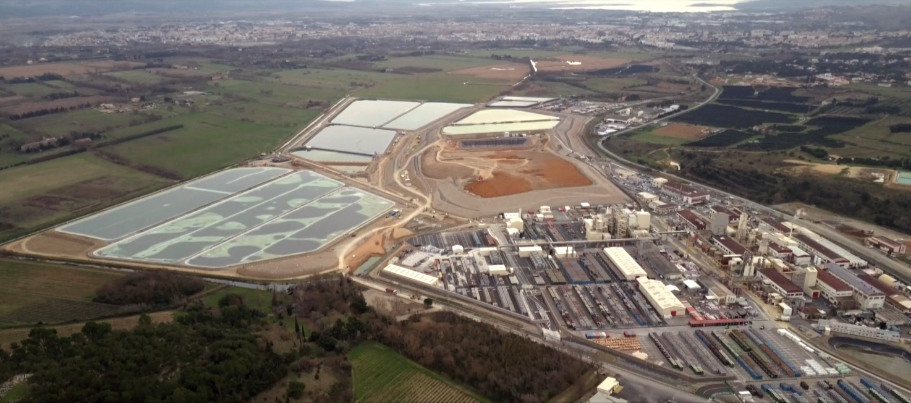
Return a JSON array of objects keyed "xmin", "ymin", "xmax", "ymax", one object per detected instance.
[
  {"xmin": 0, "ymin": 259, "xmax": 123, "ymax": 327},
  {"xmin": 0, "ymin": 383, "xmax": 27, "ymax": 402},
  {"xmin": 512, "ymin": 80, "xmax": 595, "ymax": 97},
  {"xmin": 0, "ymin": 153, "xmax": 169, "ymax": 240},
  {"xmin": 206, "ymin": 101, "xmax": 319, "ymax": 127},
  {"xmin": 3, "ymin": 82, "xmax": 62, "ymax": 98},
  {"xmin": 356, "ymin": 73, "xmax": 506, "ymax": 103},
  {"xmin": 213, "ymin": 79, "xmax": 343, "ymax": 105},
  {"xmin": 43, "ymin": 80, "xmax": 76, "ymax": 90},
  {"xmin": 271, "ymin": 68, "xmax": 399, "ymax": 90},
  {"xmin": 462, "ymin": 49, "xmax": 564, "ymax": 59},
  {"xmin": 105, "ymin": 70, "xmax": 167, "ymax": 84},
  {"xmin": 587, "ymin": 50, "xmax": 655, "ymax": 62},
  {"xmin": 630, "ymin": 129, "xmax": 693, "ymax": 146},
  {"xmin": 377, "ymin": 55, "xmax": 498, "ymax": 72},
  {"xmin": 832, "ymin": 116, "xmax": 911, "ymax": 159},
  {"xmin": 350, "ymin": 342, "xmax": 486, "ymax": 403},
  {"xmin": 0, "ymin": 123, "xmax": 34, "ymax": 167},
  {"xmin": 203, "ymin": 286, "xmax": 276, "ymax": 313},
  {"xmin": 846, "ymin": 83, "xmax": 911, "ymax": 100},
  {"xmin": 105, "ymin": 113, "xmax": 304, "ymax": 178},
  {"xmin": 582, "ymin": 77, "xmax": 648, "ymax": 93},
  {"xmin": 15, "ymin": 108, "xmax": 140, "ymax": 137}
]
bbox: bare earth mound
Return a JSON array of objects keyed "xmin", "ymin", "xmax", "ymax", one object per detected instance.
[
  {"xmin": 19, "ymin": 231, "xmax": 106, "ymax": 257},
  {"xmin": 444, "ymin": 150, "xmax": 592, "ymax": 198},
  {"xmin": 653, "ymin": 123, "xmax": 710, "ymax": 139}
]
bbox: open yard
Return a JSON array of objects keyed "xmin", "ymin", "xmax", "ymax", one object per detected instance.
[
  {"xmin": 350, "ymin": 342, "xmax": 485, "ymax": 403},
  {"xmin": 104, "ymin": 113, "xmax": 305, "ymax": 178},
  {"xmin": 357, "ymin": 73, "xmax": 508, "ymax": 103},
  {"xmin": 0, "ymin": 259, "xmax": 123, "ymax": 327},
  {"xmin": 653, "ymin": 123, "xmax": 712, "ymax": 139},
  {"xmin": 0, "ymin": 153, "xmax": 169, "ymax": 241},
  {"xmin": 534, "ymin": 54, "xmax": 632, "ymax": 73}
]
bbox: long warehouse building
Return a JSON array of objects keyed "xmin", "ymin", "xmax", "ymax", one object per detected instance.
[
  {"xmin": 637, "ymin": 277, "xmax": 685, "ymax": 318},
  {"xmin": 603, "ymin": 247, "xmax": 647, "ymax": 281},
  {"xmin": 382, "ymin": 264, "xmax": 440, "ymax": 286}
]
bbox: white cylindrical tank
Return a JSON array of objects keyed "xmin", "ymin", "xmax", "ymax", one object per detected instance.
[
  {"xmin": 452, "ymin": 245, "xmax": 464, "ymax": 254},
  {"xmin": 878, "ymin": 274, "xmax": 897, "ymax": 288}
]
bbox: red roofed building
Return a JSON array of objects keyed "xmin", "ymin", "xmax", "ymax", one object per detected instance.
[
  {"xmin": 661, "ymin": 183, "xmax": 710, "ymax": 205},
  {"xmin": 759, "ymin": 268, "xmax": 804, "ymax": 298},
  {"xmin": 816, "ymin": 269, "xmax": 853, "ymax": 304},
  {"xmin": 677, "ymin": 209, "xmax": 707, "ymax": 231}
]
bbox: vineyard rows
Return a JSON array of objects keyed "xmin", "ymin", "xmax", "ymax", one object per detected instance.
[{"xmin": 351, "ymin": 343, "xmax": 482, "ymax": 403}]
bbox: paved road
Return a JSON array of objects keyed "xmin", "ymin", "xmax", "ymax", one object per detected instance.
[{"xmin": 583, "ymin": 76, "xmax": 911, "ymax": 285}]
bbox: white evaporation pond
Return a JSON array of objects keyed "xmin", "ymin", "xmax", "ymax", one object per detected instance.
[
  {"xmin": 442, "ymin": 120, "xmax": 560, "ymax": 136},
  {"xmin": 330, "ymin": 100, "xmax": 420, "ymax": 127},
  {"xmin": 292, "ymin": 149, "xmax": 376, "ymax": 163},
  {"xmin": 383, "ymin": 102, "xmax": 472, "ymax": 130},
  {"xmin": 453, "ymin": 109, "xmax": 559, "ymax": 125},
  {"xmin": 500, "ymin": 96, "xmax": 554, "ymax": 103},
  {"xmin": 304, "ymin": 125, "xmax": 398, "ymax": 156},
  {"xmin": 488, "ymin": 100, "xmax": 539, "ymax": 108}
]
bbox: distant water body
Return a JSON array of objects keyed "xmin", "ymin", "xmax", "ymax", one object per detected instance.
[{"xmin": 421, "ymin": 0, "xmax": 746, "ymax": 12}]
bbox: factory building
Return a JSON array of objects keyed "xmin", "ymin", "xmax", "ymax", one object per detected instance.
[
  {"xmin": 676, "ymin": 209, "xmax": 707, "ymax": 231},
  {"xmin": 554, "ymin": 246, "xmax": 575, "ymax": 258},
  {"xmin": 603, "ymin": 247, "xmax": 647, "ymax": 281},
  {"xmin": 710, "ymin": 205, "xmax": 739, "ymax": 224},
  {"xmin": 382, "ymin": 264, "xmax": 440, "ymax": 286},
  {"xmin": 816, "ymin": 268, "xmax": 854, "ymax": 305},
  {"xmin": 710, "ymin": 213, "xmax": 728, "ymax": 236},
  {"xmin": 712, "ymin": 236, "xmax": 747, "ymax": 257},
  {"xmin": 791, "ymin": 266, "xmax": 819, "ymax": 297},
  {"xmin": 766, "ymin": 241, "xmax": 793, "ymax": 259},
  {"xmin": 488, "ymin": 265, "xmax": 510, "ymax": 276},
  {"xmin": 759, "ymin": 268, "xmax": 804, "ymax": 298},
  {"xmin": 825, "ymin": 263, "xmax": 885, "ymax": 309},
  {"xmin": 518, "ymin": 245, "xmax": 543, "ymax": 257},
  {"xmin": 661, "ymin": 183, "xmax": 710, "ymax": 205},
  {"xmin": 857, "ymin": 273, "xmax": 911, "ymax": 313},
  {"xmin": 701, "ymin": 277, "xmax": 736, "ymax": 304},
  {"xmin": 865, "ymin": 236, "xmax": 907, "ymax": 255},
  {"xmin": 818, "ymin": 319, "xmax": 900, "ymax": 343},
  {"xmin": 635, "ymin": 210, "xmax": 651, "ymax": 230},
  {"xmin": 652, "ymin": 177, "xmax": 668, "ymax": 188},
  {"xmin": 649, "ymin": 200, "xmax": 680, "ymax": 215},
  {"xmin": 793, "ymin": 234, "xmax": 851, "ymax": 268},
  {"xmin": 636, "ymin": 277, "xmax": 685, "ymax": 318},
  {"xmin": 787, "ymin": 225, "xmax": 866, "ymax": 268},
  {"xmin": 637, "ymin": 192, "xmax": 659, "ymax": 204}
]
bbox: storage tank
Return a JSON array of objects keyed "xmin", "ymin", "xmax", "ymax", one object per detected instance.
[
  {"xmin": 878, "ymin": 274, "xmax": 897, "ymax": 289},
  {"xmin": 452, "ymin": 245, "xmax": 464, "ymax": 254}
]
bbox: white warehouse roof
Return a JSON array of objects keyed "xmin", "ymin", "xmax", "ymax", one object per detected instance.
[
  {"xmin": 603, "ymin": 247, "xmax": 647, "ymax": 280},
  {"xmin": 637, "ymin": 277, "xmax": 685, "ymax": 312},
  {"xmin": 637, "ymin": 192, "xmax": 659, "ymax": 200},
  {"xmin": 383, "ymin": 264, "xmax": 439, "ymax": 286}
]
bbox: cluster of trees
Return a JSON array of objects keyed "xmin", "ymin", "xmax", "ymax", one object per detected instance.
[
  {"xmin": 839, "ymin": 156, "xmax": 911, "ymax": 170},
  {"xmin": 889, "ymin": 123, "xmax": 911, "ymax": 133},
  {"xmin": 93, "ymin": 271, "xmax": 205, "ymax": 306},
  {"xmin": 1, "ymin": 73, "xmax": 65, "ymax": 84},
  {"xmin": 7, "ymin": 101, "xmax": 99, "ymax": 120},
  {"xmin": 1, "ymin": 298, "xmax": 288, "ymax": 402},
  {"xmin": 675, "ymin": 150, "xmax": 911, "ymax": 233},
  {"xmin": 800, "ymin": 146, "xmax": 829, "ymax": 159}
]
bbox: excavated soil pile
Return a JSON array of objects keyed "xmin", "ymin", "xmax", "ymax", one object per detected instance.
[{"xmin": 464, "ymin": 152, "xmax": 591, "ymax": 198}]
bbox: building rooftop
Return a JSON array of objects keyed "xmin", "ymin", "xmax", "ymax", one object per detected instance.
[
  {"xmin": 711, "ymin": 205, "xmax": 738, "ymax": 220},
  {"xmin": 677, "ymin": 209, "xmax": 706, "ymax": 228},
  {"xmin": 759, "ymin": 268, "xmax": 803, "ymax": 294},
  {"xmin": 794, "ymin": 234, "xmax": 844, "ymax": 261},
  {"xmin": 665, "ymin": 183, "xmax": 709, "ymax": 198},
  {"xmin": 825, "ymin": 264, "xmax": 884, "ymax": 297},
  {"xmin": 857, "ymin": 274, "xmax": 897, "ymax": 296},
  {"xmin": 817, "ymin": 269, "xmax": 852, "ymax": 292},
  {"xmin": 603, "ymin": 247, "xmax": 647, "ymax": 278},
  {"xmin": 713, "ymin": 236, "xmax": 747, "ymax": 255},
  {"xmin": 870, "ymin": 236, "xmax": 902, "ymax": 249},
  {"xmin": 383, "ymin": 264, "xmax": 439, "ymax": 286},
  {"xmin": 637, "ymin": 277, "xmax": 685, "ymax": 310},
  {"xmin": 768, "ymin": 241, "xmax": 792, "ymax": 254}
]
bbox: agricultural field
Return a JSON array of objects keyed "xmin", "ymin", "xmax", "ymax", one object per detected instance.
[
  {"xmin": 356, "ymin": 73, "xmax": 509, "ymax": 103},
  {"xmin": 629, "ymin": 125, "xmax": 707, "ymax": 145},
  {"xmin": 212, "ymin": 79, "xmax": 343, "ymax": 106},
  {"xmin": 206, "ymin": 101, "xmax": 319, "ymax": 127},
  {"xmin": 2, "ymin": 82, "xmax": 67, "ymax": 98},
  {"xmin": 0, "ymin": 259, "xmax": 123, "ymax": 327},
  {"xmin": 270, "ymin": 68, "xmax": 400, "ymax": 90},
  {"xmin": 511, "ymin": 80, "xmax": 596, "ymax": 97},
  {"xmin": 203, "ymin": 286, "xmax": 277, "ymax": 313},
  {"xmin": 0, "ymin": 63, "xmax": 108, "ymax": 78},
  {"xmin": 717, "ymin": 99, "xmax": 816, "ymax": 114},
  {"xmin": 105, "ymin": 113, "xmax": 303, "ymax": 178},
  {"xmin": 350, "ymin": 342, "xmax": 486, "ymax": 403},
  {"xmin": 581, "ymin": 77, "xmax": 648, "ymax": 93},
  {"xmin": 462, "ymin": 49, "xmax": 564, "ymax": 59},
  {"xmin": 12, "ymin": 108, "xmax": 140, "ymax": 137},
  {"xmin": 831, "ymin": 116, "xmax": 911, "ymax": 158},
  {"xmin": 0, "ymin": 153, "xmax": 169, "ymax": 241},
  {"xmin": 377, "ymin": 55, "xmax": 499, "ymax": 72},
  {"xmin": 672, "ymin": 104, "xmax": 796, "ymax": 127},
  {"xmin": 105, "ymin": 70, "xmax": 168, "ymax": 84},
  {"xmin": 686, "ymin": 129, "xmax": 754, "ymax": 147},
  {"xmin": 740, "ymin": 116, "xmax": 871, "ymax": 151}
]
